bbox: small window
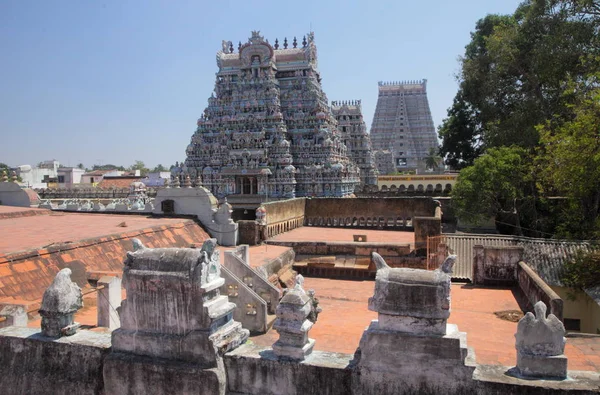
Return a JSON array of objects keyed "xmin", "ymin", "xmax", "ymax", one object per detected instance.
[
  {"xmin": 57, "ymin": 175, "xmax": 65, "ymax": 183},
  {"xmin": 564, "ymin": 318, "xmax": 581, "ymax": 331},
  {"xmin": 162, "ymin": 199, "xmax": 175, "ymax": 214}
]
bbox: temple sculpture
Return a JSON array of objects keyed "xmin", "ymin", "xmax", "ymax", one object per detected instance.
[
  {"xmin": 356, "ymin": 253, "xmax": 476, "ymax": 393},
  {"xmin": 104, "ymin": 239, "xmax": 249, "ymax": 394},
  {"xmin": 184, "ymin": 31, "xmax": 361, "ymax": 199},
  {"xmin": 39, "ymin": 268, "xmax": 83, "ymax": 338},
  {"xmin": 331, "ymin": 100, "xmax": 378, "ymax": 186},
  {"xmin": 515, "ymin": 301, "xmax": 568, "ymax": 379}
]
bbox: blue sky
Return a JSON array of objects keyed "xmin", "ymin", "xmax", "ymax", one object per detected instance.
[{"xmin": 0, "ymin": 0, "xmax": 522, "ymax": 169}]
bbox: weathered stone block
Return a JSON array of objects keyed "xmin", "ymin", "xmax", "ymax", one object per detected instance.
[
  {"xmin": 0, "ymin": 327, "xmax": 111, "ymax": 395},
  {"xmin": 516, "ymin": 353, "xmax": 567, "ymax": 379},
  {"xmin": 104, "ymin": 352, "xmax": 225, "ymax": 395}
]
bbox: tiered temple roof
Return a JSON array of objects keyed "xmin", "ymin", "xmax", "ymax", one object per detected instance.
[
  {"xmin": 330, "ymin": 100, "xmax": 378, "ymax": 185},
  {"xmin": 185, "ymin": 31, "xmax": 360, "ymax": 198},
  {"xmin": 370, "ymin": 80, "xmax": 438, "ymax": 173}
]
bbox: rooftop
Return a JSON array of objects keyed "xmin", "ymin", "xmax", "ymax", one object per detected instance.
[
  {"xmin": 248, "ymin": 277, "xmax": 600, "ymax": 372},
  {"xmin": 269, "ymin": 226, "xmax": 414, "ymax": 246},
  {"xmin": 0, "ymin": 210, "xmax": 187, "ymax": 255}
]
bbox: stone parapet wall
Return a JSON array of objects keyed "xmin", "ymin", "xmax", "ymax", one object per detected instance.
[
  {"xmin": 0, "ymin": 327, "xmax": 111, "ymax": 395},
  {"xmin": 35, "ymin": 187, "xmax": 160, "ymax": 199},
  {"xmin": 224, "ymin": 343, "xmax": 598, "ymax": 395},
  {"xmin": 517, "ymin": 261, "xmax": 563, "ymax": 321},
  {"xmin": 267, "ymin": 241, "xmax": 411, "ymax": 261},
  {"xmin": 0, "ymin": 220, "xmax": 210, "ymax": 303},
  {"xmin": 473, "ymin": 246, "xmax": 524, "ymax": 286},
  {"xmin": 304, "ymin": 197, "xmax": 436, "ymax": 230}
]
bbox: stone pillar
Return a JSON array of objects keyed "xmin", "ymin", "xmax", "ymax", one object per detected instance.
[
  {"xmin": 272, "ymin": 276, "xmax": 315, "ymax": 360},
  {"xmin": 515, "ymin": 301, "xmax": 567, "ymax": 379},
  {"xmin": 39, "ymin": 268, "xmax": 83, "ymax": 338},
  {"xmin": 97, "ymin": 276, "xmax": 121, "ymax": 330},
  {"xmin": 356, "ymin": 253, "xmax": 475, "ymax": 393},
  {"xmin": 104, "ymin": 238, "xmax": 249, "ymax": 395}
]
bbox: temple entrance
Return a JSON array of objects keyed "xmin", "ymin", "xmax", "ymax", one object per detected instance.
[{"xmin": 236, "ymin": 176, "xmax": 256, "ymax": 194}]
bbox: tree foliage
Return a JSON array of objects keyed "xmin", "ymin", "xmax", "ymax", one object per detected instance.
[
  {"xmin": 151, "ymin": 164, "xmax": 167, "ymax": 173},
  {"xmin": 440, "ymin": 0, "xmax": 600, "ymax": 164},
  {"xmin": 129, "ymin": 160, "xmax": 149, "ymax": 176},
  {"xmin": 561, "ymin": 249, "xmax": 600, "ymax": 293},
  {"xmin": 452, "ymin": 146, "xmax": 534, "ymax": 234},
  {"xmin": 443, "ymin": 0, "xmax": 600, "ymax": 238},
  {"xmin": 537, "ymin": 75, "xmax": 600, "ymax": 238},
  {"xmin": 92, "ymin": 164, "xmax": 125, "ymax": 171}
]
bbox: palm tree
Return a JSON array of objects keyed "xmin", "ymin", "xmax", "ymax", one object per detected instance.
[{"xmin": 424, "ymin": 147, "xmax": 442, "ymax": 171}]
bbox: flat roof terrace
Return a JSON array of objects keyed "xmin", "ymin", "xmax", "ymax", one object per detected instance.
[
  {"xmin": 268, "ymin": 226, "xmax": 414, "ymax": 246},
  {"xmin": 249, "ymin": 277, "xmax": 600, "ymax": 372}
]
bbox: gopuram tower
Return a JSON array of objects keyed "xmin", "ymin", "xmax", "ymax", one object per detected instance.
[
  {"xmin": 331, "ymin": 100, "xmax": 378, "ymax": 185},
  {"xmin": 185, "ymin": 31, "xmax": 360, "ymax": 199},
  {"xmin": 370, "ymin": 80, "xmax": 438, "ymax": 173}
]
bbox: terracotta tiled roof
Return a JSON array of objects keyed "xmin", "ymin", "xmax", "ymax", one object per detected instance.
[
  {"xmin": 0, "ymin": 215, "xmax": 210, "ymax": 302},
  {"xmin": 97, "ymin": 176, "xmax": 142, "ymax": 189}
]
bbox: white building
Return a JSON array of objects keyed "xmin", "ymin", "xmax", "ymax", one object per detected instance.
[
  {"xmin": 142, "ymin": 172, "xmax": 170, "ymax": 187},
  {"xmin": 16, "ymin": 160, "xmax": 60, "ymax": 188},
  {"xmin": 57, "ymin": 168, "xmax": 85, "ymax": 188}
]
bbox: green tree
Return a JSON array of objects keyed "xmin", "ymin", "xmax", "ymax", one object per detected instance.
[
  {"xmin": 561, "ymin": 249, "xmax": 600, "ymax": 296},
  {"xmin": 424, "ymin": 147, "xmax": 443, "ymax": 171},
  {"xmin": 152, "ymin": 164, "xmax": 166, "ymax": 173},
  {"xmin": 537, "ymin": 76, "xmax": 600, "ymax": 238},
  {"xmin": 451, "ymin": 146, "xmax": 536, "ymax": 235},
  {"xmin": 439, "ymin": 0, "xmax": 600, "ymax": 159},
  {"xmin": 129, "ymin": 160, "xmax": 149, "ymax": 176},
  {"xmin": 92, "ymin": 164, "xmax": 125, "ymax": 171}
]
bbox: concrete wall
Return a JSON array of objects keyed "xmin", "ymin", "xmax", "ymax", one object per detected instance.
[
  {"xmin": 473, "ymin": 246, "xmax": 524, "ymax": 286},
  {"xmin": 224, "ymin": 343, "xmax": 599, "ymax": 395},
  {"xmin": 266, "ymin": 241, "xmax": 413, "ymax": 266},
  {"xmin": 153, "ymin": 187, "xmax": 238, "ymax": 246},
  {"xmin": 238, "ymin": 220, "xmax": 261, "ymax": 245},
  {"xmin": 253, "ymin": 248, "xmax": 296, "ymax": 280},
  {"xmin": 517, "ymin": 261, "xmax": 563, "ymax": 321},
  {"xmin": 223, "ymin": 247, "xmax": 281, "ymax": 314},
  {"xmin": 551, "ymin": 286, "xmax": 600, "ymax": 334},
  {"xmin": 0, "ymin": 327, "xmax": 111, "ymax": 395},
  {"xmin": 261, "ymin": 198, "xmax": 306, "ymax": 239},
  {"xmin": 304, "ymin": 197, "xmax": 436, "ymax": 229},
  {"xmin": 0, "ymin": 182, "xmax": 39, "ymax": 207},
  {"xmin": 413, "ymin": 215, "xmax": 441, "ymax": 254},
  {"xmin": 221, "ymin": 266, "xmax": 268, "ymax": 333}
]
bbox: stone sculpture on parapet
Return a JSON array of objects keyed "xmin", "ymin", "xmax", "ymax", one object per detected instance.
[
  {"xmin": 356, "ymin": 253, "xmax": 475, "ymax": 393},
  {"xmin": 272, "ymin": 274, "xmax": 316, "ymax": 360},
  {"xmin": 515, "ymin": 301, "xmax": 567, "ymax": 379},
  {"xmin": 368, "ymin": 252, "xmax": 456, "ymax": 335},
  {"xmin": 39, "ymin": 268, "xmax": 83, "ymax": 338},
  {"xmin": 104, "ymin": 238, "xmax": 249, "ymax": 395}
]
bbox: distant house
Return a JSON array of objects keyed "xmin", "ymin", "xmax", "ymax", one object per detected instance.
[
  {"xmin": 142, "ymin": 172, "xmax": 170, "ymax": 187},
  {"xmin": 16, "ymin": 160, "xmax": 60, "ymax": 188},
  {"xmin": 57, "ymin": 167, "xmax": 85, "ymax": 188}
]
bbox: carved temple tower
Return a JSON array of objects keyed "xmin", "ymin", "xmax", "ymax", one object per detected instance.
[
  {"xmin": 331, "ymin": 100, "xmax": 378, "ymax": 185},
  {"xmin": 185, "ymin": 32, "xmax": 360, "ymax": 199},
  {"xmin": 370, "ymin": 80, "xmax": 438, "ymax": 173}
]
